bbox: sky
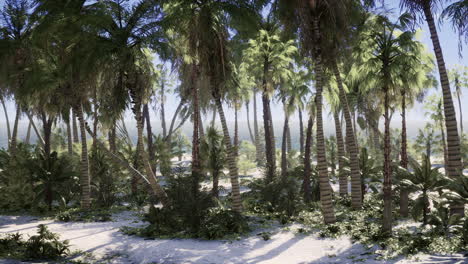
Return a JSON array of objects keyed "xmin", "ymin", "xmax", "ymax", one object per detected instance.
[{"xmin": 0, "ymin": 0, "xmax": 466, "ymax": 145}]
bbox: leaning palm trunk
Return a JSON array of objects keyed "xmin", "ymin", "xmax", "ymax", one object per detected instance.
[
  {"xmin": 132, "ymin": 98, "xmax": 171, "ymax": 208},
  {"xmin": 75, "ymin": 104, "xmax": 91, "ymax": 209},
  {"xmin": 10, "ymin": 105, "xmax": 21, "ymax": 153},
  {"xmin": 25, "ymin": 112, "xmax": 44, "ymax": 147},
  {"xmin": 423, "ymin": 3, "xmax": 464, "ymax": 216},
  {"xmin": 25, "ymin": 121, "xmax": 32, "ymax": 144},
  {"xmin": 334, "ymin": 111, "xmax": 347, "ymax": 197},
  {"xmin": 1, "ymin": 98, "xmax": 11, "ymax": 142},
  {"xmin": 313, "ymin": 18, "xmax": 336, "ymax": 224},
  {"xmin": 303, "ymin": 115, "xmax": 314, "ymax": 202},
  {"xmin": 281, "ymin": 112, "xmax": 289, "ymax": 180},
  {"xmin": 400, "ymin": 93, "xmax": 409, "ymax": 217},
  {"xmin": 213, "ymin": 94, "xmax": 242, "ymax": 212},
  {"xmin": 382, "ymin": 84, "xmax": 392, "ymax": 234},
  {"xmin": 166, "ymin": 99, "xmax": 185, "ymax": 142},
  {"xmin": 332, "ymin": 61, "xmax": 361, "ymax": 208}
]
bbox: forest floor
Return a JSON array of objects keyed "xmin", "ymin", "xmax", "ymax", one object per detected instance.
[{"xmin": 0, "ymin": 210, "xmax": 466, "ymax": 264}]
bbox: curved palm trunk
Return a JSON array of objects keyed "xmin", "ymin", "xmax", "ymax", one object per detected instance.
[
  {"xmin": 214, "ymin": 96, "xmax": 242, "ymax": 212},
  {"xmin": 10, "ymin": 105, "xmax": 21, "ymax": 153},
  {"xmin": 334, "ymin": 111, "xmax": 347, "ymax": 197},
  {"xmin": 72, "ymin": 109, "xmax": 79, "ymax": 143},
  {"xmin": 423, "ymin": 3, "xmax": 464, "ymax": 216},
  {"xmin": 132, "ymin": 99, "xmax": 171, "ymax": 207},
  {"xmin": 332, "ymin": 61, "xmax": 361, "ymax": 208},
  {"xmin": 75, "ymin": 104, "xmax": 91, "ymax": 209},
  {"xmin": 382, "ymin": 85, "xmax": 392, "ymax": 234},
  {"xmin": 25, "ymin": 112, "xmax": 44, "ymax": 147},
  {"xmin": 303, "ymin": 115, "xmax": 314, "ymax": 202},
  {"xmin": 400, "ymin": 93, "xmax": 409, "ymax": 217},
  {"xmin": 299, "ymin": 110, "xmax": 304, "ymax": 157},
  {"xmin": 253, "ymin": 90, "xmax": 262, "ymax": 165},
  {"xmin": 281, "ymin": 111, "xmax": 289, "ymax": 180},
  {"xmin": 246, "ymin": 101, "xmax": 255, "ymax": 143},
  {"xmin": 313, "ymin": 18, "xmax": 336, "ymax": 224},
  {"xmin": 1, "ymin": 98, "xmax": 11, "ymax": 143}
]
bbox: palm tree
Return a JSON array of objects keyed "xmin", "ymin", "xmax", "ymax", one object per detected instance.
[
  {"xmin": 400, "ymin": 0, "xmax": 464, "ymax": 216},
  {"xmin": 243, "ymin": 26, "xmax": 296, "ymax": 183},
  {"xmin": 358, "ymin": 14, "xmax": 421, "ymax": 234},
  {"xmin": 448, "ymin": 65, "xmax": 467, "ymax": 136},
  {"xmin": 201, "ymin": 126, "xmax": 225, "ymax": 198}
]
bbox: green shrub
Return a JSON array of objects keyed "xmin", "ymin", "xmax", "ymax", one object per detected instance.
[
  {"xmin": 0, "ymin": 225, "xmax": 69, "ymax": 261},
  {"xmin": 198, "ymin": 207, "xmax": 250, "ymax": 239},
  {"xmin": 55, "ymin": 208, "xmax": 112, "ymax": 222}
]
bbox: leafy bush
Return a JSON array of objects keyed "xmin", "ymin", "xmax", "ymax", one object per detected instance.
[
  {"xmin": 198, "ymin": 207, "xmax": 250, "ymax": 239},
  {"xmin": 90, "ymin": 147, "xmax": 119, "ymax": 208},
  {"xmin": 0, "ymin": 224, "xmax": 69, "ymax": 261},
  {"xmin": 55, "ymin": 208, "xmax": 112, "ymax": 222}
]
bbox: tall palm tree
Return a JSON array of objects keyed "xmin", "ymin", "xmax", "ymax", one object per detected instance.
[
  {"xmin": 448, "ymin": 65, "xmax": 467, "ymax": 136},
  {"xmin": 400, "ymin": 0, "xmax": 464, "ymax": 216}
]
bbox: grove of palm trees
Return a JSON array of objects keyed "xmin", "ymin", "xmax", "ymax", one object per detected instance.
[{"xmin": 0, "ymin": 0, "xmax": 467, "ymax": 263}]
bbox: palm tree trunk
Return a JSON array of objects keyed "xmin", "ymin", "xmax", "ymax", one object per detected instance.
[
  {"xmin": 382, "ymin": 85, "xmax": 392, "ymax": 234},
  {"xmin": 287, "ymin": 125, "xmax": 292, "ymax": 153},
  {"xmin": 25, "ymin": 121, "xmax": 31, "ymax": 144},
  {"xmin": 234, "ymin": 106, "xmax": 239, "ymax": 156},
  {"xmin": 1, "ymin": 98, "xmax": 11, "ymax": 143},
  {"xmin": 132, "ymin": 97, "xmax": 171, "ymax": 208},
  {"xmin": 303, "ymin": 115, "xmax": 314, "ymax": 202},
  {"xmin": 72, "ymin": 108, "xmax": 79, "ymax": 143},
  {"xmin": 455, "ymin": 79, "xmax": 463, "ymax": 135},
  {"xmin": 10, "ymin": 104, "xmax": 21, "ymax": 154},
  {"xmin": 160, "ymin": 84, "xmax": 167, "ymax": 138},
  {"xmin": 313, "ymin": 18, "xmax": 336, "ymax": 224},
  {"xmin": 246, "ymin": 101, "xmax": 255, "ymax": 143},
  {"xmin": 253, "ymin": 90, "xmax": 262, "ymax": 165},
  {"xmin": 166, "ymin": 99, "xmax": 185, "ymax": 142},
  {"xmin": 108, "ymin": 123, "xmax": 116, "ymax": 153},
  {"xmin": 25, "ymin": 112, "xmax": 44, "ymax": 147},
  {"xmin": 440, "ymin": 120, "xmax": 449, "ymax": 174},
  {"xmin": 334, "ymin": 111, "xmax": 347, "ymax": 197},
  {"xmin": 400, "ymin": 93, "xmax": 409, "ymax": 217},
  {"xmin": 332, "ymin": 60, "xmax": 361, "ymax": 208},
  {"xmin": 213, "ymin": 95, "xmax": 242, "ymax": 212},
  {"xmin": 281, "ymin": 112, "xmax": 289, "ymax": 180},
  {"xmin": 198, "ymin": 113, "xmax": 205, "ymax": 139},
  {"xmin": 299, "ymin": 110, "xmax": 304, "ymax": 157},
  {"xmin": 143, "ymin": 104, "xmax": 155, "ymax": 162},
  {"xmin": 41, "ymin": 114, "xmax": 53, "ymax": 157},
  {"xmin": 423, "ymin": 3, "xmax": 464, "ymax": 216},
  {"xmin": 211, "ymin": 108, "xmax": 217, "ymax": 127},
  {"xmin": 75, "ymin": 104, "xmax": 91, "ymax": 209},
  {"xmin": 191, "ymin": 69, "xmax": 202, "ymax": 228},
  {"xmin": 66, "ymin": 116, "xmax": 73, "ymax": 155},
  {"xmin": 262, "ymin": 58, "xmax": 276, "ymax": 182}
]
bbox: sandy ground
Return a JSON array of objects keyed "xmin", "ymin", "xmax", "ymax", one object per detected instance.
[{"xmin": 0, "ymin": 211, "xmax": 466, "ymax": 264}]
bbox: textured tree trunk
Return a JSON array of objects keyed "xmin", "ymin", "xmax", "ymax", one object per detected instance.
[
  {"xmin": 211, "ymin": 108, "xmax": 216, "ymax": 127},
  {"xmin": 191, "ymin": 67, "xmax": 202, "ymax": 229},
  {"xmin": 246, "ymin": 101, "xmax": 255, "ymax": 143},
  {"xmin": 400, "ymin": 93, "xmax": 409, "ymax": 217},
  {"xmin": 287, "ymin": 125, "xmax": 292, "ymax": 153},
  {"xmin": 108, "ymin": 123, "xmax": 116, "ymax": 153},
  {"xmin": 214, "ymin": 96, "xmax": 242, "ymax": 212},
  {"xmin": 66, "ymin": 116, "xmax": 73, "ymax": 155},
  {"xmin": 72, "ymin": 108, "xmax": 79, "ymax": 143},
  {"xmin": 212, "ymin": 169, "xmax": 219, "ymax": 199},
  {"xmin": 334, "ymin": 111, "xmax": 347, "ymax": 197},
  {"xmin": 299, "ymin": 110, "xmax": 304, "ymax": 157},
  {"xmin": 92, "ymin": 105, "xmax": 98, "ymax": 151},
  {"xmin": 262, "ymin": 58, "xmax": 276, "ymax": 182},
  {"xmin": 281, "ymin": 111, "xmax": 289, "ymax": 180},
  {"xmin": 198, "ymin": 113, "xmax": 205, "ymax": 139},
  {"xmin": 131, "ymin": 96, "xmax": 171, "ymax": 207},
  {"xmin": 234, "ymin": 106, "xmax": 239, "ymax": 156},
  {"xmin": 25, "ymin": 121, "xmax": 31, "ymax": 144},
  {"xmin": 303, "ymin": 115, "xmax": 314, "ymax": 202},
  {"xmin": 313, "ymin": 18, "xmax": 336, "ymax": 224},
  {"xmin": 10, "ymin": 105, "xmax": 21, "ymax": 153},
  {"xmin": 166, "ymin": 99, "xmax": 185, "ymax": 142},
  {"xmin": 382, "ymin": 85, "xmax": 392, "ymax": 234},
  {"xmin": 75, "ymin": 104, "xmax": 91, "ymax": 209},
  {"xmin": 332, "ymin": 60, "xmax": 361, "ymax": 208},
  {"xmin": 1, "ymin": 98, "xmax": 11, "ymax": 143},
  {"xmin": 41, "ymin": 114, "xmax": 53, "ymax": 157},
  {"xmin": 455, "ymin": 78, "xmax": 463, "ymax": 135},
  {"xmin": 160, "ymin": 84, "xmax": 167, "ymax": 138},
  {"xmin": 423, "ymin": 3, "xmax": 464, "ymax": 216},
  {"xmin": 253, "ymin": 90, "xmax": 262, "ymax": 165},
  {"xmin": 143, "ymin": 104, "xmax": 155, "ymax": 162}
]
